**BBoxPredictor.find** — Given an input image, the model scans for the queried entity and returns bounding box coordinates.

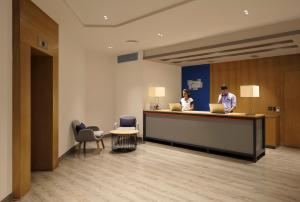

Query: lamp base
[150,102,160,110]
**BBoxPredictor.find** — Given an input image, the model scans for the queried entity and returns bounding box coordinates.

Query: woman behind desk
[180,89,194,111]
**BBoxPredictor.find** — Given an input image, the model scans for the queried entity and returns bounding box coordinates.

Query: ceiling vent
[117,52,138,63]
[125,40,139,43]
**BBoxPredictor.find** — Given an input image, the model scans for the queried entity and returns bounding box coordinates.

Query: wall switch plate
[37,36,48,50]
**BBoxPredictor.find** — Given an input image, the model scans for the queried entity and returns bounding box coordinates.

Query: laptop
[209,104,225,113]
[169,103,182,111]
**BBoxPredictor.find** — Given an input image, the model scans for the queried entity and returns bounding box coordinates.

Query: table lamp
[149,87,165,110]
[240,85,260,115]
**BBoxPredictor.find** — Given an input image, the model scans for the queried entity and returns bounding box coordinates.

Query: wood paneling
[210,54,300,147]
[283,70,300,147]
[265,115,280,148]
[13,0,59,198]
[12,0,21,197]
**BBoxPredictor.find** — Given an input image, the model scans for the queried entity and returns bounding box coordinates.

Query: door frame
[12,0,59,198]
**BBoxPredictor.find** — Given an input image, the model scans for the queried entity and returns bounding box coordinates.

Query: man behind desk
[218,84,237,113]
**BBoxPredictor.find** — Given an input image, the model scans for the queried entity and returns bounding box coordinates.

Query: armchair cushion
[94,130,104,138]
[117,127,136,130]
[120,116,136,127]
[76,122,86,133]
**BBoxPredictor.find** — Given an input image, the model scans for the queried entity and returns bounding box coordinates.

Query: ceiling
[143,19,300,66]
[63,0,191,27]
[32,0,300,59]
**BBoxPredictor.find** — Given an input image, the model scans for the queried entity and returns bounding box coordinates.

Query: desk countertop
[143,109,265,120]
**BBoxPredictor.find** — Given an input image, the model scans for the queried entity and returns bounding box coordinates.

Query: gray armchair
[114,115,141,142]
[72,120,105,153]
[111,116,140,151]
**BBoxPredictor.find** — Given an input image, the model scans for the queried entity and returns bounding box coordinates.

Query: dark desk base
[145,136,265,162]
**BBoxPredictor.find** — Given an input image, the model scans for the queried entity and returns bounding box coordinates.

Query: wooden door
[31,49,54,171]
[283,70,300,147]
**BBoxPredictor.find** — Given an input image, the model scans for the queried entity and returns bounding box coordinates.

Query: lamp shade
[240,85,260,97]
[149,87,165,97]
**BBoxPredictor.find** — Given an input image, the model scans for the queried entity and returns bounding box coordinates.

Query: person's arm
[230,95,237,112]
[190,102,194,110]
[217,94,222,104]
[189,98,194,111]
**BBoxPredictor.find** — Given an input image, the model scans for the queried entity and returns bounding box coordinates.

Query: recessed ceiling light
[107,46,113,49]
[243,9,249,15]
[157,33,164,37]
[104,15,109,20]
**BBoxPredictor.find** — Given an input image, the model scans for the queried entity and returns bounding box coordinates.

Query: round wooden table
[110,129,139,152]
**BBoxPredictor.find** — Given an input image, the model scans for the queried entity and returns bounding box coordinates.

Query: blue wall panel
[182,64,210,111]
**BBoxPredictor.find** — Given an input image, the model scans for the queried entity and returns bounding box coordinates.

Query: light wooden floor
[19,138,300,202]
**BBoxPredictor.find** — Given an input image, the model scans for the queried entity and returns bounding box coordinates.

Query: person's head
[220,84,228,95]
[182,89,190,98]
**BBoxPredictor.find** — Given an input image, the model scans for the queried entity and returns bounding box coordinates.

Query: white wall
[32,0,87,156]
[0,0,12,200]
[85,52,116,133]
[115,57,144,132]
[115,53,181,133]
[142,60,182,109]
[32,0,181,152]
[59,34,87,156]
[86,52,181,136]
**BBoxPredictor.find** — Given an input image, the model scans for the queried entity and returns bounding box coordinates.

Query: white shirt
[180,97,194,111]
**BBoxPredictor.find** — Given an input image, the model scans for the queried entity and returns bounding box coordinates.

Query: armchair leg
[78,142,82,154]
[101,139,105,149]
[83,142,86,152]
[96,141,100,149]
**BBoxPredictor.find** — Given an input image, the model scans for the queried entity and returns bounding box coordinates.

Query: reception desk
[143,110,265,162]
